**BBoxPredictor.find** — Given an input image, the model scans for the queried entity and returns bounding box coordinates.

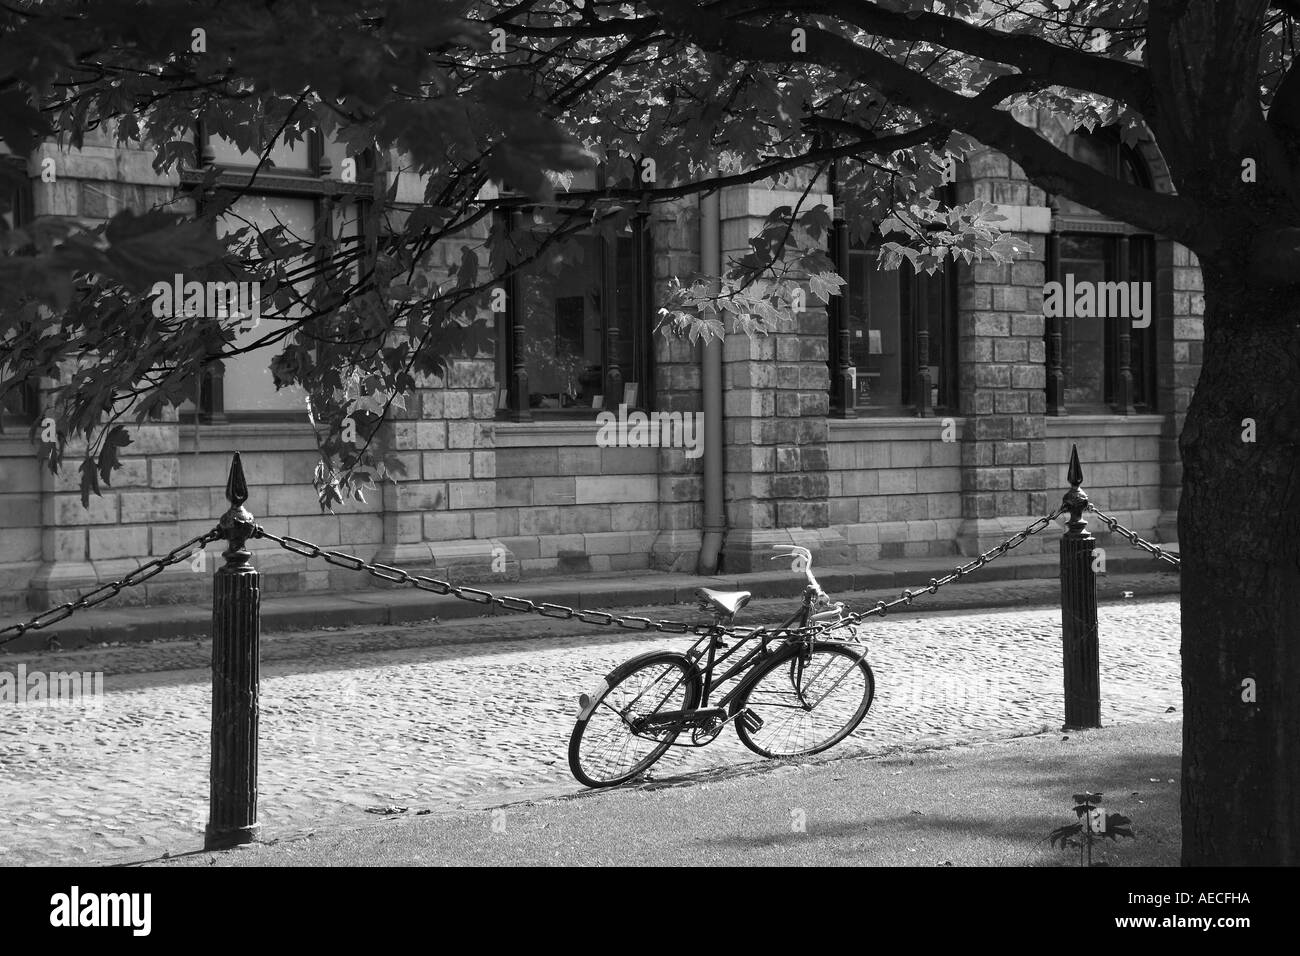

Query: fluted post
[206,453,261,849]
[1059,444,1101,729]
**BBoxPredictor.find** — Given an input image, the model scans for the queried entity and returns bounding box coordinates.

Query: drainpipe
[698,187,726,574]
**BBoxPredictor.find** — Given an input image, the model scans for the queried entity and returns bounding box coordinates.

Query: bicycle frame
[692,596,814,709]
[622,587,823,741]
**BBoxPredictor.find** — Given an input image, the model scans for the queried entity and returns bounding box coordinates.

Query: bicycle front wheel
[732,641,874,758]
[568,651,701,788]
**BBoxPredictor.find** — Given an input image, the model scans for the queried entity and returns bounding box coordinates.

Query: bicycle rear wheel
[568,651,701,788]
[732,641,874,758]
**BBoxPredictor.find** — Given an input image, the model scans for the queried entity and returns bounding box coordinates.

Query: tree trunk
[1179,258,1300,865]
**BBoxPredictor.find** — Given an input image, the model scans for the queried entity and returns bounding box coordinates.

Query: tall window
[828,163,959,417]
[1048,130,1158,413]
[837,245,958,415]
[178,127,374,422]
[494,168,653,420]
[1,156,38,424]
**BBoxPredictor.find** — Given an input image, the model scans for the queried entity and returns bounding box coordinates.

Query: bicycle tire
[731,641,874,758]
[568,651,702,788]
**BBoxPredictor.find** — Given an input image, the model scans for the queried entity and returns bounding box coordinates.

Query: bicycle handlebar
[770,545,826,599]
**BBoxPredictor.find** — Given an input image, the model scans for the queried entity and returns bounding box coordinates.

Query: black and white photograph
[0,0,1288,933]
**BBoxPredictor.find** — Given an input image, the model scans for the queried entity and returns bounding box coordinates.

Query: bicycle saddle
[696,588,752,616]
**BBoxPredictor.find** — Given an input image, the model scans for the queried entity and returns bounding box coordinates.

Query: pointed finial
[1067,443,1083,488]
[225,453,249,508]
[1061,443,1090,535]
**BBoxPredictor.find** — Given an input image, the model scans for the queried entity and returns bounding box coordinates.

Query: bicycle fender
[578,651,700,721]
[577,680,609,720]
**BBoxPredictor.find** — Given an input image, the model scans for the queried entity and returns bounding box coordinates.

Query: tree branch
[647,0,1202,242]
[707,0,1152,108]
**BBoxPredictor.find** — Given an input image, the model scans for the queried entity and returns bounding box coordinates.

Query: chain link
[1085,505,1182,569]
[250,528,719,637]
[252,509,1067,642]
[0,528,223,649]
[800,507,1067,640]
[0,502,1082,650]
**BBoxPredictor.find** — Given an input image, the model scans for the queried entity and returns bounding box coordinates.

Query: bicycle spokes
[736,644,874,758]
[569,655,699,787]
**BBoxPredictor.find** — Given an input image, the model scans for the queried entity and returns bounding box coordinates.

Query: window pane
[214,196,315,414]
[208,132,312,173]
[913,266,949,409]
[847,250,903,410]
[518,234,605,408]
[1057,234,1109,408]
[1056,134,1114,218]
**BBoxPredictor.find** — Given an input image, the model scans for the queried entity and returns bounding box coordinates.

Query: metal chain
[252,527,719,637]
[254,509,1067,641]
[0,503,1151,651]
[801,506,1068,639]
[1085,504,1181,569]
[0,528,224,649]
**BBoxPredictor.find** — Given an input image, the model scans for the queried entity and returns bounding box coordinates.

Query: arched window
[1046,129,1158,414]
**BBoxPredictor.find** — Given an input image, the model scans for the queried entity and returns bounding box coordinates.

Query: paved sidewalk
[157,720,1183,867]
[0,598,1179,865]
[1,543,1181,652]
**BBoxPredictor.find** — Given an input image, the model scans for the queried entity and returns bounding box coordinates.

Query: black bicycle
[568,546,875,788]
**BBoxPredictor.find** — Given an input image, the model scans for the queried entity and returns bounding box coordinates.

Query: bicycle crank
[635,705,727,731]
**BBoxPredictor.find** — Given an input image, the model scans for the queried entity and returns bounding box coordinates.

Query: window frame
[1,155,40,428]
[177,125,375,424]
[1047,130,1159,415]
[493,174,655,422]
[827,173,960,420]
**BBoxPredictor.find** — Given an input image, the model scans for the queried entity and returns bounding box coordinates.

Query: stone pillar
[953,144,1053,555]
[650,196,705,571]
[716,182,845,572]
[24,127,186,609]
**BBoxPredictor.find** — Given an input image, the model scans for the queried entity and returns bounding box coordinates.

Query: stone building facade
[0,109,1202,614]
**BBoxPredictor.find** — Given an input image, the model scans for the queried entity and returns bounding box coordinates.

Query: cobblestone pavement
[0,598,1180,866]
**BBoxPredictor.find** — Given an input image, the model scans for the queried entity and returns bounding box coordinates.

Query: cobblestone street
[0,599,1181,865]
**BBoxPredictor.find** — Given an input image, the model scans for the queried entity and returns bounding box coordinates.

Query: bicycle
[568,546,875,788]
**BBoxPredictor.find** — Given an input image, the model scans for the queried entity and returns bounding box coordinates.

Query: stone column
[716,182,845,572]
[951,143,1054,554]
[650,196,705,571]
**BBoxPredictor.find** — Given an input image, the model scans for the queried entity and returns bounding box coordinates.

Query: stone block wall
[1046,418,1164,549]
[827,420,963,560]
[494,432,659,575]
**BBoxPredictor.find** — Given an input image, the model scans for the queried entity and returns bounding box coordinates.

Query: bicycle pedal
[739,709,764,733]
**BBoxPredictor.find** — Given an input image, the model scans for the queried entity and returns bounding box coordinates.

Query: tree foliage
[0,0,1057,507]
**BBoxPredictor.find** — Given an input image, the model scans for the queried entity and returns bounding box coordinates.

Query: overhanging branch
[647,0,1202,243]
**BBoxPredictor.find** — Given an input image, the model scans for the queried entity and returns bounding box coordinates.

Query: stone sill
[1045,414,1165,437]
[179,421,319,452]
[495,421,602,448]
[828,417,966,443]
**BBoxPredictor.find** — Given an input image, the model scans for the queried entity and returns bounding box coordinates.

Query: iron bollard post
[206,453,262,849]
[1059,444,1101,729]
